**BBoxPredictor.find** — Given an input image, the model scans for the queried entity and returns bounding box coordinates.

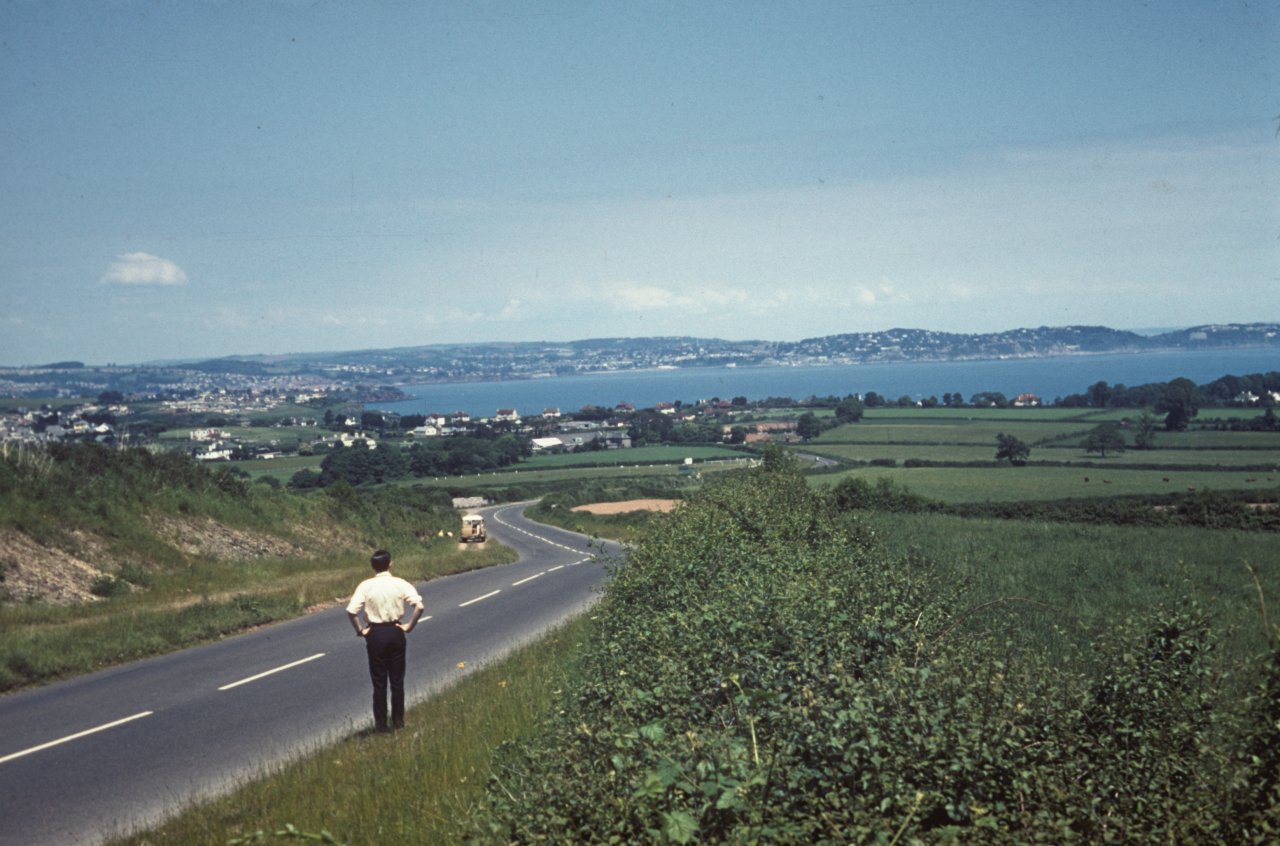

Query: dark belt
[368,621,401,627]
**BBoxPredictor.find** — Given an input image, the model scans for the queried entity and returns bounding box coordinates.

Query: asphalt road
[0,502,620,846]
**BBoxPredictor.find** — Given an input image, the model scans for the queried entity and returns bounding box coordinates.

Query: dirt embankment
[571,499,679,515]
[0,517,321,606]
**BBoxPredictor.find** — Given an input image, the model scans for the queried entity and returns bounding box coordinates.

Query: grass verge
[108,614,593,846]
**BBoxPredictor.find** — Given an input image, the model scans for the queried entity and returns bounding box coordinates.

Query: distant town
[3,322,1277,400]
[2,322,1276,465]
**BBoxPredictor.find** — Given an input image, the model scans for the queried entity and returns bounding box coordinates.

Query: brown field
[571,499,679,515]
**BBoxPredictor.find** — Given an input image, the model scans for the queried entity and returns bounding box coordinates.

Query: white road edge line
[218,653,326,691]
[459,589,501,607]
[548,565,565,572]
[512,572,544,586]
[0,710,154,765]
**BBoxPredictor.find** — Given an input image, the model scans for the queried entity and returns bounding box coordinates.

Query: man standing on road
[346,549,424,732]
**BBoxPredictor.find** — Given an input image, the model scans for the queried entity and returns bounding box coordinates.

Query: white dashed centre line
[512,572,544,586]
[219,653,327,691]
[0,711,154,765]
[459,589,500,607]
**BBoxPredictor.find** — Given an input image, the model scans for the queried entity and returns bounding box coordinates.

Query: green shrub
[476,454,1276,844]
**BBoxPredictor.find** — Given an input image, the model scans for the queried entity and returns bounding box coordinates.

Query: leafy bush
[477,454,1277,843]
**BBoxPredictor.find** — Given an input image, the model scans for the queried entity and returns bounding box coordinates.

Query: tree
[1133,410,1159,450]
[1082,422,1126,458]
[995,432,1030,465]
[1087,380,1114,408]
[834,395,864,424]
[795,412,822,440]
[1156,377,1203,431]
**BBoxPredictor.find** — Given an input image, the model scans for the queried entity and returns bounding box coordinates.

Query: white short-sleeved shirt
[346,571,424,624]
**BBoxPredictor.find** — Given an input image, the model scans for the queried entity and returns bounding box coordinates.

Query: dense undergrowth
[476,452,1280,844]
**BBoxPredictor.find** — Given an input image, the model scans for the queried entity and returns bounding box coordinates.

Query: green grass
[520,444,745,469]
[405,457,754,490]
[813,464,1279,502]
[232,454,325,482]
[806,442,1280,468]
[108,615,592,846]
[865,510,1278,661]
[819,418,1108,446]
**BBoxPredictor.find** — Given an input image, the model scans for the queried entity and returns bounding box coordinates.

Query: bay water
[373,348,1278,418]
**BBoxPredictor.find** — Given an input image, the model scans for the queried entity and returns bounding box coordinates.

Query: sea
[372,348,1279,418]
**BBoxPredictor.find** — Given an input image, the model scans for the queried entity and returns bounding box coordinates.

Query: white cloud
[100,252,188,286]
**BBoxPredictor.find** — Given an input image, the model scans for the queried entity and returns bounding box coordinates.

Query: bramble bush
[476,448,1278,844]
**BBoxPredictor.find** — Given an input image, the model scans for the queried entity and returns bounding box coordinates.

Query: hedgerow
[476,449,1278,844]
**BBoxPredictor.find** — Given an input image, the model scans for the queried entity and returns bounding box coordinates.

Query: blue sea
[373,348,1279,418]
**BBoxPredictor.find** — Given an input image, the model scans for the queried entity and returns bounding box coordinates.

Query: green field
[809,441,1279,468]
[520,444,746,469]
[815,464,1276,502]
[403,456,754,490]
[801,406,1280,503]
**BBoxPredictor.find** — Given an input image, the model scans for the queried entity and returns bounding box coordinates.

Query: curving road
[0,502,619,846]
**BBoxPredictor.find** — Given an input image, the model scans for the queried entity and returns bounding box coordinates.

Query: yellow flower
[456,661,466,669]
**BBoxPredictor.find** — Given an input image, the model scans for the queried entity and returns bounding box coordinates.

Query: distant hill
[1,323,1275,399]
[207,322,1276,377]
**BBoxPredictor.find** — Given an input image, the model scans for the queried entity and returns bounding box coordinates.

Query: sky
[1,0,1276,365]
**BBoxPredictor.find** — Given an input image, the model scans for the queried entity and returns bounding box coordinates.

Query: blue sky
[2,0,1276,365]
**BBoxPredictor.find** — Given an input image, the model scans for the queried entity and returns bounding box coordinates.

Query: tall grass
[107,615,592,846]
[864,511,1278,663]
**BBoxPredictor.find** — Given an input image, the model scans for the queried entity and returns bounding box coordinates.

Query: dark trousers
[364,624,407,729]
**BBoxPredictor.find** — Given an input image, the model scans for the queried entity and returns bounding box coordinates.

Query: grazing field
[808,441,1280,469]
[814,464,1276,502]
[231,453,324,483]
[802,406,1279,503]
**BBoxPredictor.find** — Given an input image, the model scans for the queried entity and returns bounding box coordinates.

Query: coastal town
[2,322,1277,469]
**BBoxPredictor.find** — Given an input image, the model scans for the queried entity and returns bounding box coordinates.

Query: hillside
[0,442,508,692]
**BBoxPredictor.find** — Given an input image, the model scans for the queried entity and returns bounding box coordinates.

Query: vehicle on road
[460,513,486,543]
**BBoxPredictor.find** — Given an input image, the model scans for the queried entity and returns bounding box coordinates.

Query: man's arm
[347,611,368,637]
[399,600,424,634]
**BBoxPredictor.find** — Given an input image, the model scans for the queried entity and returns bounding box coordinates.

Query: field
[805,406,1280,503]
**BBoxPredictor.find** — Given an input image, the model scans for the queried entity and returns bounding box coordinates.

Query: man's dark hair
[370,549,392,571]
